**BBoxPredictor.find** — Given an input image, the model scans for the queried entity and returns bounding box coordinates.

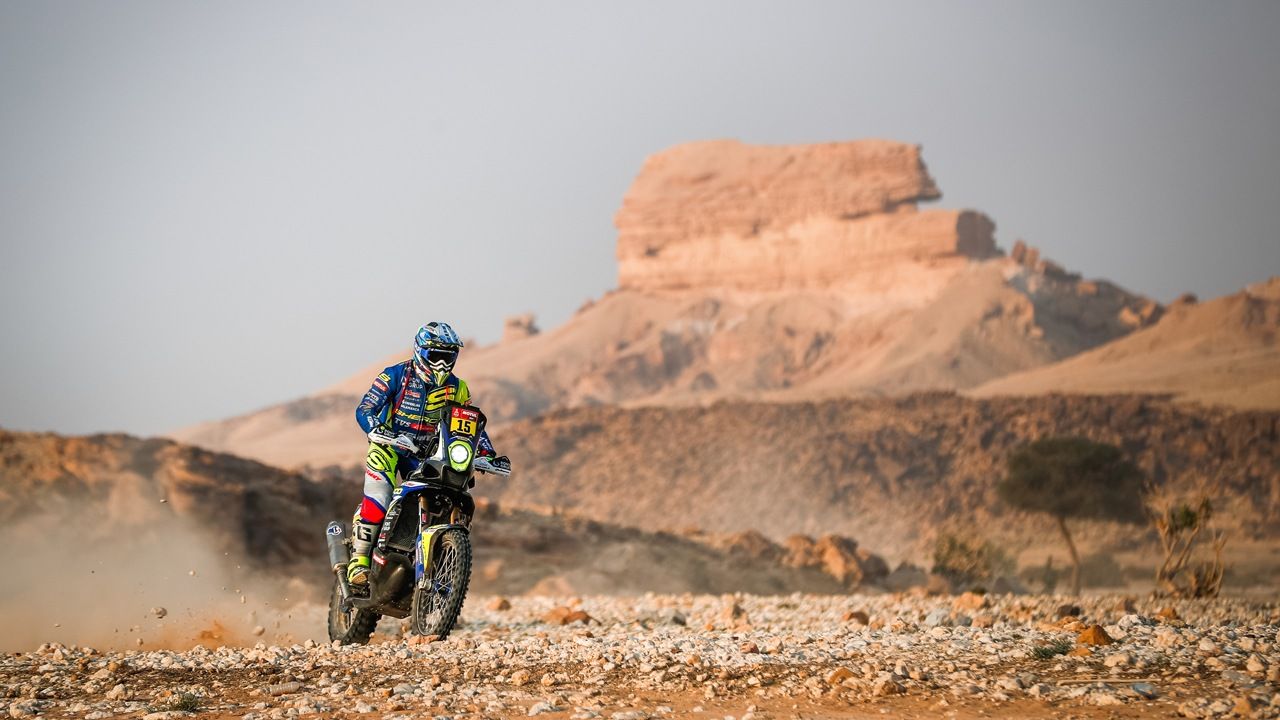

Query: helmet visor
[416,346,458,372]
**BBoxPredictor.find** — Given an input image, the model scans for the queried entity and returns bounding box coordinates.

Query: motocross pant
[351,442,400,559]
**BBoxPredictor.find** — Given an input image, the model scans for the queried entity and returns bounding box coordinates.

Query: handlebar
[368,427,511,476]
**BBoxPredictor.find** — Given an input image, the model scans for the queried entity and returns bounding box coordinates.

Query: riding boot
[348,517,379,585]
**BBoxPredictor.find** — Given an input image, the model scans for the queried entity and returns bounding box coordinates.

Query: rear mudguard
[414,523,469,583]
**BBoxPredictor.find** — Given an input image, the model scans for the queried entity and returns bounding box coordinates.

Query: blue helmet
[413,322,464,385]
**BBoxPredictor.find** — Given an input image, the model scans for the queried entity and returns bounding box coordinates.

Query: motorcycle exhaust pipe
[326,521,350,569]
[325,521,353,603]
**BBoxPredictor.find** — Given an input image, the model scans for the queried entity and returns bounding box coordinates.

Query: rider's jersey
[355,360,496,456]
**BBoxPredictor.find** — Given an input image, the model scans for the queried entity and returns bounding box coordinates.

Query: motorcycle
[324,401,510,644]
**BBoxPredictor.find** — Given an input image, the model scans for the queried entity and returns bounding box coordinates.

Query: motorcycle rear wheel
[327,575,379,645]
[410,528,472,639]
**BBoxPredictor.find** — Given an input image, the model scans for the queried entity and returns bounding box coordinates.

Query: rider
[347,321,509,585]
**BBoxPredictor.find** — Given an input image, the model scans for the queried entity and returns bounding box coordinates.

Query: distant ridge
[971,277,1280,409]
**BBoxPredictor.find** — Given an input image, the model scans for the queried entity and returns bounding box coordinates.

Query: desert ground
[5,594,1278,720]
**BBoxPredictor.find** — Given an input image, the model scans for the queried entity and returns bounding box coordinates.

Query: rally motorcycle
[325,401,510,644]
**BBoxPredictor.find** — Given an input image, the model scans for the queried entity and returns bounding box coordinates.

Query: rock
[1077,625,1114,646]
[503,314,540,343]
[104,684,126,700]
[873,679,904,696]
[824,668,855,685]
[268,682,302,696]
[1104,651,1132,668]
[1155,606,1181,622]
[252,625,265,637]
[739,642,759,654]
[407,634,440,646]
[719,601,749,627]
[923,608,951,627]
[544,607,593,625]
[1198,638,1222,656]
[1056,604,1083,619]
[842,610,870,625]
[527,701,559,716]
[1155,627,1182,648]
[7,702,38,718]
[510,670,531,687]
[150,607,167,619]
[1011,240,1028,264]
[781,534,889,586]
[954,592,987,611]
[1231,695,1256,716]
[1130,682,1159,700]
[487,597,513,612]
[1245,655,1266,674]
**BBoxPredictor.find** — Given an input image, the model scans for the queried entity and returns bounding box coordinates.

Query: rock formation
[501,313,540,343]
[615,140,997,292]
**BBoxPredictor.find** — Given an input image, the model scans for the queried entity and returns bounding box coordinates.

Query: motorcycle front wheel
[410,528,472,639]
[327,575,379,645]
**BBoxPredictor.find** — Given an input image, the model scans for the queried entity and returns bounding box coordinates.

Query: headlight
[448,442,472,469]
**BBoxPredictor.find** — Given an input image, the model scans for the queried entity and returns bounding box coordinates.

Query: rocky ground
[4,593,1278,720]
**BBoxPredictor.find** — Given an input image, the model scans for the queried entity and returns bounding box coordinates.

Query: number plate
[449,406,479,436]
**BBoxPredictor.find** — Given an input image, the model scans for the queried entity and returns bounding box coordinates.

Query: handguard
[474,456,512,477]
[369,429,419,455]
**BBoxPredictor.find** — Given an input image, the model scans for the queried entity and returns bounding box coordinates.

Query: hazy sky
[1,1,1278,436]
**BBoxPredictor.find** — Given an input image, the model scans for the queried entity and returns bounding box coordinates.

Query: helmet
[412,322,464,385]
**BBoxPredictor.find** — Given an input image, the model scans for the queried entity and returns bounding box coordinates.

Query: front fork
[414,497,471,587]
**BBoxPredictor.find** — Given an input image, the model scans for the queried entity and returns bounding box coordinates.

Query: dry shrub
[931,533,1013,590]
[1147,483,1228,598]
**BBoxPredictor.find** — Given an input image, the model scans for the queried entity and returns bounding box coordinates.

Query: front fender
[414,523,469,582]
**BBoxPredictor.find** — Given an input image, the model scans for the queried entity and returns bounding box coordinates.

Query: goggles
[416,345,458,371]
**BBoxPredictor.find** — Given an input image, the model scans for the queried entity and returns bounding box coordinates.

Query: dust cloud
[0,512,326,652]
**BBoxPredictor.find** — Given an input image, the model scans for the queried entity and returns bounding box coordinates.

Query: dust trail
[0,512,325,652]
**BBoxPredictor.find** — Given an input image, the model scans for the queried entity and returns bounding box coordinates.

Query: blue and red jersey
[355,359,496,457]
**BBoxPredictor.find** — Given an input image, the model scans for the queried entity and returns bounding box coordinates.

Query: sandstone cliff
[614,140,997,292]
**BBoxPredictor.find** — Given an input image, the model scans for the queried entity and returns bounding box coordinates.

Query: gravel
[2,593,1277,719]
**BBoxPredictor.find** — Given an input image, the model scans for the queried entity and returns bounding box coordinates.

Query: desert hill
[0,429,886,598]
[173,139,1158,468]
[971,277,1280,409]
[470,393,1279,564]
